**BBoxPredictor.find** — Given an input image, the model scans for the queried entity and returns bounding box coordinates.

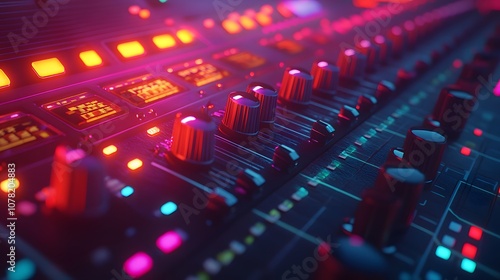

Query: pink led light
[374,35,385,44]
[360,40,371,48]
[232,95,243,100]
[392,26,403,36]
[253,86,264,91]
[404,20,415,31]
[494,79,500,96]
[317,61,328,67]
[344,49,356,56]
[289,69,301,75]
[181,116,196,124]
[156,231,183,253]
[123,252,153,278]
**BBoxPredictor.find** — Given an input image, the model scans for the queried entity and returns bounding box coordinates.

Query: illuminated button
[1,178,20,193]
[156,231,183,254]
[291,187,308,201]
[461,258,476,273]
[239,15,257,30]
[116,41,145,59]
[442,235,456,247]
[449,221,462,233]
[139,9,151,19]
[249,222,266,236]
[435,246,451,260]
[31,58,65,78]
[6,259,36,280]
[203,258,221,275]
[128,5,140,15]
[120,186,134,197]
[462,243,477,259]
[203,18,215,29]
[425,270,442,280]
[216,250,235,265]
[127,158,143,170]
[277,3,293,18]
[222,19,242,34]
[123,252,153,278]
[0,69,11,89]
[468,226,483,240]
[79,50,103,67]
[255,12,272,26]
[160,201,177,215]
[147,126,160,136]
[460,147,471,156]
[229,241,246,255]
[473,128,483,137]
[176,29,195,44]
[152,34,176,49]
[102,145,117,156]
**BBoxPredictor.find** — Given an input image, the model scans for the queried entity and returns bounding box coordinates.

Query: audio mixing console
[1,0,500,279]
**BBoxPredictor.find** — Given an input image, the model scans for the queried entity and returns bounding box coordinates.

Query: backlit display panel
[175,63,230,87]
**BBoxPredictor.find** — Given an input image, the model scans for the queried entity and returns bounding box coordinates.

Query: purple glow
[282,0,321,18]
[344,49,356,56]
[123,252,153,278]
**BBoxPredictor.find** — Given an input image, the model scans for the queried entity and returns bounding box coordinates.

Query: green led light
[217,250,235,265]
[244,235,255,245]
[461,258,476,273]
[435,246,451,260]
[160,202,177,215]
[120,186,134,197]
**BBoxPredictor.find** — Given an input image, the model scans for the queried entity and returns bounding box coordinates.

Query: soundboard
[1,0,500,279]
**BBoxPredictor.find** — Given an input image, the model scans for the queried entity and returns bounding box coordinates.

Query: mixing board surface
[1,0,500,279]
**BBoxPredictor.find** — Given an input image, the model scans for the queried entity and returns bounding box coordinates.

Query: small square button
[442,235,456,247]
[449,221,462,233]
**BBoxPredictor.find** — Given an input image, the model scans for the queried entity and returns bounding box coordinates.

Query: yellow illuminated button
[222,19,242,34]
[239,15,257,30]
[127,158,143,170]
[0,69,11,89]
[176,29,195,44]
[152,34,176,49]
[147,126,160,136]
[31,58,65,78]
[255,12,272,26]
[102,145,118,156]
[1,178,20,193]
[117,41,146,59]
[79,50,103,67]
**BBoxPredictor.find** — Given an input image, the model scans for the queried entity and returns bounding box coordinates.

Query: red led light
[453,59,463,68]
[469,226,483,240]
[462,243,477,259]
[473,128,483,137]
[460,147,471,156]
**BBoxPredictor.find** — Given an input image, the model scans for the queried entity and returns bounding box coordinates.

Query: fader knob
[278,67,313,105]
[311,61,339,95]
[46,146,108,217]
[338,105,359,126]
[356,95,377,114]
[247,82,278,125]
[272,145,299,172]
[337,49,367,83]
[310,120,335,145]
[402,127,446,182]
[170,112,216,165]
[220,91,261,137]
[431,86,476,140]
[374,80,395,102]
[374,166,425,230]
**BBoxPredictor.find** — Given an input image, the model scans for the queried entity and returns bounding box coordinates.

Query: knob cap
[235,168,265,195]
[170,112,216,165]
[374,166,425,230]
[372,35,392,64]
[356,94,377,114]
[337,49,367,83]
[402,127,446,182]
[220,91,260,137]
[431,86,476,140]
[47,146,108,217]
[272,144,299,172]
[374,80,395,102]
[352,188,401,248]
[247,82,278,125]
[278,67,313,105]
[338,105,359,126]
[403,20,418,48]
[311,61,339,95]
[387,26,405,58]
[356,40,379,71]
[310,120,335,145]
[395,68,416,89]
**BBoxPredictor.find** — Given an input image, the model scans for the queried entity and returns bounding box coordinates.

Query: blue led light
[461,258,476,273]
[7,259,36,280]
[121,186,134,197]
[161,202,178,215]
[435,246,451,260]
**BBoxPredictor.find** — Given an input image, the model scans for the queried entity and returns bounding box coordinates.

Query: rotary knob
[311,61,339,95]
[387,26,405,58]
[170,112,216,165]
[337,49,367,83]
[402,127,446,182]
[47,146,108,217]
[220,91,261,138]
[356,94,377,114]
[309,120,335,145]
[356,40,379,71]
[247,82,278,125]
[374,165,425,231]
[278,67,313,105]
[431,85,476,140]
[372,35,392,64]
[374,80,395,102]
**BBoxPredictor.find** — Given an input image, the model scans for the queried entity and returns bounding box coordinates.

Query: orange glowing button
[79,50,103,67]
[147,126,160,136]
[117,41,146,58]
[176,29,195,44]
[222,19,242,34]
[102,145,118,156]
[239,15,257,30]
[1,178,20,193]
[153,34,176,49]
[255,12,272,26]
[0,69,10,89]
[127,158,143,170]
[203,18,215,29]
[139,9,151,19]
[31,58,65,78]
